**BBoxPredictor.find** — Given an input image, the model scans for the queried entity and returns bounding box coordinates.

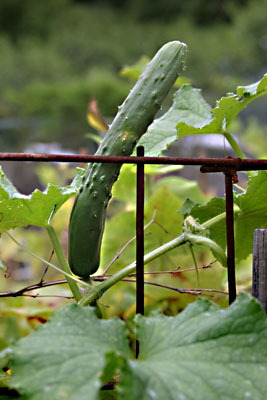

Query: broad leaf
[10,294,267,400]
[119,292,267,400]
[11,305,131,400]
[138,74,267,156]
[0,167,84,232]
[177,74,267,138]
[138,85,210,156]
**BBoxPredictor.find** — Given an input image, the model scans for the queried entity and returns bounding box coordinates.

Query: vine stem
[223,132,254,178]
[188,243,199,287]
[46,225,81,301]
[202,204,240,230]
[78,232,226,306]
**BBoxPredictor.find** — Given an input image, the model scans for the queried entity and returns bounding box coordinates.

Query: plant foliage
[10,293,267,400]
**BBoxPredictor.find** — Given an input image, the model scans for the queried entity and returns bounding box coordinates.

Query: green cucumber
[68,41,187,278]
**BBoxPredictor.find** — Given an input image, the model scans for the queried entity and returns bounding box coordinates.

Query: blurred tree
[0,0,70,40]
[72,0,250,24]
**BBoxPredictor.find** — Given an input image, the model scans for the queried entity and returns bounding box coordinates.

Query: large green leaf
[138,74,267,156]
[119,292,267,400]
[10,294,267,400]
[11,305,131,400]
[177,74,267,137]
[138,85,210,156]
[0,167,84,232]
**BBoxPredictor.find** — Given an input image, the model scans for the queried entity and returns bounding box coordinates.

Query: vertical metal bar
[136,146,145,315]
[225,173,237,304]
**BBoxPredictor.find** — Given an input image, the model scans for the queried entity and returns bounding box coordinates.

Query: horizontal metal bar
[0,152,267,170]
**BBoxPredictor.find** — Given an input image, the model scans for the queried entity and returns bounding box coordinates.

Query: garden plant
[0,40,267,399]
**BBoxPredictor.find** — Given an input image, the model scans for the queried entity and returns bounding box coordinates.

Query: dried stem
[0,261,225,299]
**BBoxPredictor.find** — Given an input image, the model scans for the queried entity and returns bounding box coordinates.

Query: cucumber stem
[78,199,241,306]
[223,132,254,178]
[202,204,240,230]
[78,232,226,306]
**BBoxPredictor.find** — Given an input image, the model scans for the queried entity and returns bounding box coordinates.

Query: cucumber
[68,41,187,278]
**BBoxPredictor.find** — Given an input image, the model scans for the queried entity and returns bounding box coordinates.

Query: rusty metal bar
[225,173,237,304]
[136,146,145,316]
[1,150,267,308]
[0,152,267,170]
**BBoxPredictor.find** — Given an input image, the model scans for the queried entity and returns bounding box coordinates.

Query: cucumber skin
[68,41,187,278]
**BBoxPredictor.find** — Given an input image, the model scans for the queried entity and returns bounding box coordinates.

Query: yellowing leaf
[87,99,108,132]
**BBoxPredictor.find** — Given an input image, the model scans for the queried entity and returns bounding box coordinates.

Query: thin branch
[21,294,74,299]
[0,262,227,299]
[101,261,216,278]
[39,250,54,283]
[102,210,157,274]
[93,276,228,296]
[0,279,67,298]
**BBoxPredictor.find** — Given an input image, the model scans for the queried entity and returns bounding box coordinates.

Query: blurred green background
[0,0,266,353]
[0,0,266,153]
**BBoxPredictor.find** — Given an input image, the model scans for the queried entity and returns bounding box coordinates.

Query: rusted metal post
[224,173,237,304]
[136,146,145,316]
[252,229,267,313]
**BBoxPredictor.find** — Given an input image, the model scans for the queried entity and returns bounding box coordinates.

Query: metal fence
[1,148,267,313]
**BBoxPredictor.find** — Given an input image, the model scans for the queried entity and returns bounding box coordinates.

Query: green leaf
[179,198,196,216]
[153,176,206,203]
[11,305,130,400]
[138,84,210,156]
[177,74,267,138]
[10,294,267,400]
[0,167,84,232]
[137,75,267,157]
[234,171,267,262]
[144,186,183,255]
[119,292,267,400]
[190,172,267,263]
